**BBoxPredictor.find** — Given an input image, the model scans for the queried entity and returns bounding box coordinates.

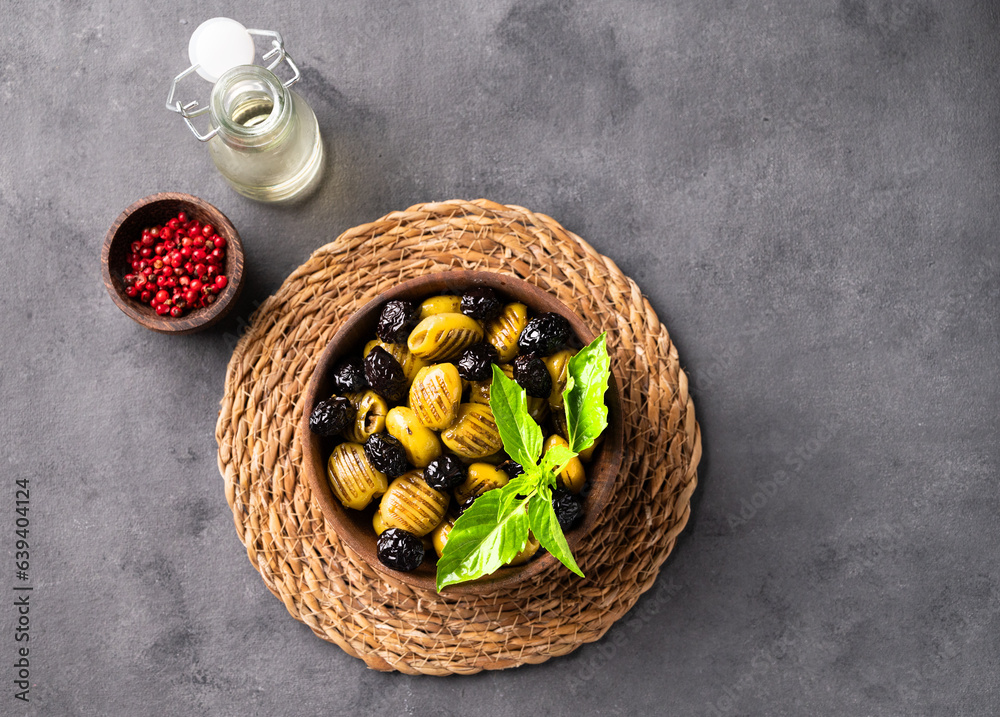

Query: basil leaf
[435,487,531,591]
[562,332,611,454]
[539,443,577,479]
[527,489,584,578]
[498,474,540,514]
[489,364,543,469]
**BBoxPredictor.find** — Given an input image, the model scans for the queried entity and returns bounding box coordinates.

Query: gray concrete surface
[2,0,998,714]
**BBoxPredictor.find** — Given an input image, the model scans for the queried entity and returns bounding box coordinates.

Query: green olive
[454,462,509,504]
[506,534,540,566]
[342,390,388,443]
[327,442,388,510]
[543,349,574,407]
[527,395,549,424]
[409,363,463,430]
[407,312,484,361]
[440,403,503,459]
[373,509,388,535]
[466,378,491,405]
[485,302,528,362]
[431,514,456,558]
[544,434,586,493]
[550,409,569,441]
[578,433,603,462]
[378,470,450,537]
[385,406,443,468]
[418,295,462,320]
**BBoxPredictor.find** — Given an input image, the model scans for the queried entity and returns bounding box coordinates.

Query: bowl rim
[101,192,245,335]
[299,270,625,595]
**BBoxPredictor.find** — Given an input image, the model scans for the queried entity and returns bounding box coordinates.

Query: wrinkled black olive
[461,287,503,321]
[456,343,499,381]
[308,396,356,437]
[423,454,467,491]
[364,346,408,403]
[517,312,571,356]
[364,433,409,477]
[498,459,525,479]
[377,528,425,571]
[376,300,419,344]
[331,356,368,394]
[552,489,583,531]
[512,354,552,399]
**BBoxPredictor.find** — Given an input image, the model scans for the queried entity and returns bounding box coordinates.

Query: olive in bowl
[300,271,624,594]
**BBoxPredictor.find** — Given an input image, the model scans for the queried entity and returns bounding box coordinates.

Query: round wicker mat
[215,199,700,675]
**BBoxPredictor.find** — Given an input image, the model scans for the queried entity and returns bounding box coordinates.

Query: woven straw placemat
[215,199,700,675]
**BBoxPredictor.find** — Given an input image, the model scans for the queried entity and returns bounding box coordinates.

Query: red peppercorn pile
[121,211,229,318]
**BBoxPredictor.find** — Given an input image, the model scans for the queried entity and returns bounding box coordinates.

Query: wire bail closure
[166,28,302,142]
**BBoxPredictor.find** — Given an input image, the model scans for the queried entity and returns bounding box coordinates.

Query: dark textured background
[2,0,998,714]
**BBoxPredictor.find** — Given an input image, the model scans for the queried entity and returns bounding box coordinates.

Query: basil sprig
[436,333,610,591]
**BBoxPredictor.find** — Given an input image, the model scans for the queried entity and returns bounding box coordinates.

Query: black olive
[499,459,525,479]
[517,312,571,356]
[331,356,367,394]
[424,454,467,491]
[308,396,356,437]
[456,343,499,381]
[552,489,583,531]
[456,497,477,516]
[461,286,503,321]
[376,528,425,571]
[364,346,408,403]
[364,433,409,477]
[512,354,552,399]
[376,300,419,344]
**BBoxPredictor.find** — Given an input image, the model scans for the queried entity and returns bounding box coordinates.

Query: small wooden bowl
[101,192,245,334]
[300,271,625,595]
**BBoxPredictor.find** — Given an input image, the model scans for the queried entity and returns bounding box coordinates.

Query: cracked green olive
[485,302,528,362]
[440,403,503,459]
[342,390,389,444]
[327,442,388,510]
[378,470,450,537]
[407,312,484,361]
[409,363,463,431]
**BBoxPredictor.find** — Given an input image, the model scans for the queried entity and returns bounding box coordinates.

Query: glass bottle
[166,21,324,203]
[207,64,324,203]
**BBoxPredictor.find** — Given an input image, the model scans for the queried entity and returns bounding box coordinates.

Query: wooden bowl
[101,192,245,334]
[300,271,625,595]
